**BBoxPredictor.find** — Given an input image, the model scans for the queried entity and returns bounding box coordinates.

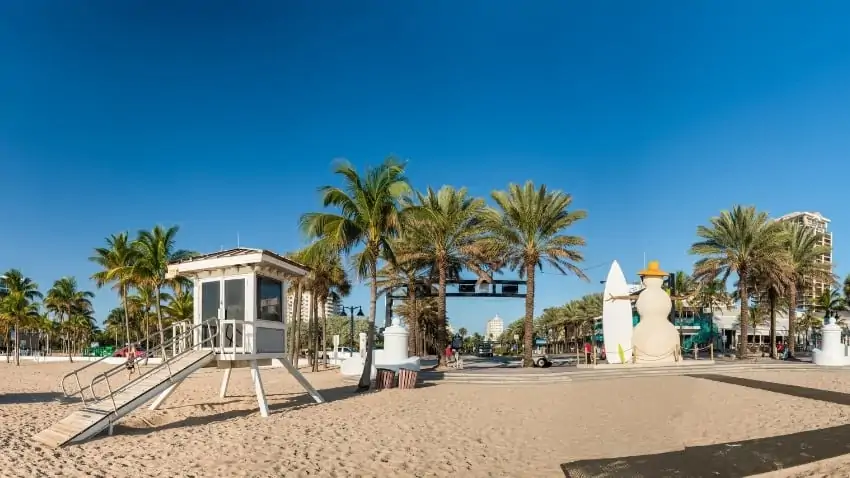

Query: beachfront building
[285,290,343,322]
[776,211,833,309]
[485,314,504,342]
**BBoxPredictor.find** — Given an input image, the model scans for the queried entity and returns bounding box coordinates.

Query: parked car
[532,354,552,368]
[476,342,493,357]
[113,346,149,359]
[319,347,355,359]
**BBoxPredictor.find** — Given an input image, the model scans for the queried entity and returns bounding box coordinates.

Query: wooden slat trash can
[398,368,418,390]
[375,368,396,390]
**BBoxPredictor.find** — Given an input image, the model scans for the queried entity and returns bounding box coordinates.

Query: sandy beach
[3,362,850,477]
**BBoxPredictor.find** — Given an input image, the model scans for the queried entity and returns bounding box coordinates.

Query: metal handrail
[87,319,219,404]
[60,320,186,404]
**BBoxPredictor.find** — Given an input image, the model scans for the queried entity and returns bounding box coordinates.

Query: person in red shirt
[584,342,592,364]
[445,345,453,367]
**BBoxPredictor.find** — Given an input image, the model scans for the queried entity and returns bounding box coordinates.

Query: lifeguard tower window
[224,278,245,348]
[201,282,220,321]
[224,279,246,321]
[257,276,283,322]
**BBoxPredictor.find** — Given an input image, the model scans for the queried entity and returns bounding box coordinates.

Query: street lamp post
[341,305,364,349]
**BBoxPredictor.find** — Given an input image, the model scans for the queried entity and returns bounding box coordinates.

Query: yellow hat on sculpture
[638,260,668,278]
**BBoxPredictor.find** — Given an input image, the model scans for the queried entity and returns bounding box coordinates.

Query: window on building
[257,276,283,322]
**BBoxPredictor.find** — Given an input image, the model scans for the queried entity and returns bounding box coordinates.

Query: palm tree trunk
[13,320,20,366]
[787,282,797,358]
[311,293,319,372]
[292,285,302,366]
[437,256,448,367]
[738,269,749,358]
[155,284,166,356]
[769,294,777,359]
[523,262,536,367]
[407,282,417,356]
[357,255,379,391]
[121,284,131,347]
[322,300,328,368]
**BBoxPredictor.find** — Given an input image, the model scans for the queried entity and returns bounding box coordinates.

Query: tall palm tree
[785,222,834,357]
[815,289,845,319]
[44,276,93,362]
[403,186,491,366]
[292,242,352,371]
[376,238,430,354]
[0,270,43,365]
[133,225,194,350]
[300,158,411,390]
[90,232,138,347]
[690,206,788,358]
[481,182,588,367]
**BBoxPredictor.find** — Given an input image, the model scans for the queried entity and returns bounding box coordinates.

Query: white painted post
[149,381,182,410]
[250,360,269,418]
[220,363,232,399]
[332,334,340,365]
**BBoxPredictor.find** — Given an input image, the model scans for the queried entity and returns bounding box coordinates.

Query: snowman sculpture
[631,261,680,364]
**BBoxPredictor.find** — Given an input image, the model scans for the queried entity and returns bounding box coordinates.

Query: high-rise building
[485,314,504,341]
[285,290,343,322]
[776,211,833,309]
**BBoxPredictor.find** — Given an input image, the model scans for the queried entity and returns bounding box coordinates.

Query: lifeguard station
[34,248,324,448]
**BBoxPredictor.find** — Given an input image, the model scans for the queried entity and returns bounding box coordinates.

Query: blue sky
[2,1,849,335]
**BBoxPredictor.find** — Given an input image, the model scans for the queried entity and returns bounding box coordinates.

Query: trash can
[398,368,418,390]
[375,368,396,390]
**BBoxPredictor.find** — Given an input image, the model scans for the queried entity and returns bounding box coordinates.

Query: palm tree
[690,206,788,358]
[300,158,411,390]
[376,238,430,355]
[402,186,491,366]
[104,307,126,346]
[133,225,194,351]
[90,232,138,347]
[785,222,834,357]
[0,270,43,365]
[671,271,698,343]
[481,182,588,367]
[815,289,845,320]
[44,277,93,362]
[293,242,352,371]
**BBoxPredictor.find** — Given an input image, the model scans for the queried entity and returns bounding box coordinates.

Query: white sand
[3,361,850,477]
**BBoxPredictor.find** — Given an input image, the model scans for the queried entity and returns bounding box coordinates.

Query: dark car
[476,342,493,357]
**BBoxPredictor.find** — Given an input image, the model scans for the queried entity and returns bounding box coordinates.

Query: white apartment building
[485,314,504,342]
[776,211,833,309]
[285,290,342,322]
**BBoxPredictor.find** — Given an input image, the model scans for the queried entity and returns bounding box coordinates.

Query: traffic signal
[502,284,519,295]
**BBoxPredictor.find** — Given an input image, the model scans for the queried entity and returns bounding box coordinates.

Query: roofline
[775,211,831,223]
[167,248,309,278]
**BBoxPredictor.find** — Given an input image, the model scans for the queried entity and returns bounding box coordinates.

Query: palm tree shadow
[0,392,79,405]
[562,423,850,478]
[562,374,850,477]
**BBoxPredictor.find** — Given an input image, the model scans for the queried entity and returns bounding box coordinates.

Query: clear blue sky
[2,1,849,335]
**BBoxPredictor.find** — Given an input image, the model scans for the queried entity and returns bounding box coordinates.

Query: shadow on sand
[561,374,850,477]
[99,383,434,440]
[0,392,80,405]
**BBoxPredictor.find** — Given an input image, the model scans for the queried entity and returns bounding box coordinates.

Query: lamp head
[356,307,365,317]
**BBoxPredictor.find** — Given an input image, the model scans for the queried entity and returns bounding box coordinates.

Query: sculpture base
[340,350,421,379]
[813,348,850,366]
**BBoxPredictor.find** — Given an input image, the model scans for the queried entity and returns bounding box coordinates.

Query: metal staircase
[34,320,217,448]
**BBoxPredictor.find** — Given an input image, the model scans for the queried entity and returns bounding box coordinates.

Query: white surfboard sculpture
[602,260,633,364]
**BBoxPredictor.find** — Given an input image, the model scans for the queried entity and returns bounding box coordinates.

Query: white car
[320,347,355,359]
